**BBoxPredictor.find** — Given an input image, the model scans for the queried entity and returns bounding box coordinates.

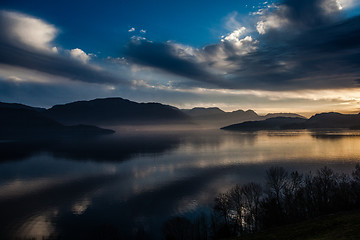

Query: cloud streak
[125,40,221,86]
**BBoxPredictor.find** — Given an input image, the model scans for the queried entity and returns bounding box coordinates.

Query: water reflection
[0,132,181,163]
[0,129,360,239]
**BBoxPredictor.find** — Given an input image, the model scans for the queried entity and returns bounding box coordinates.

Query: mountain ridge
[46,97,190,126]
[0,103,114,139]
[221,112,360,131]
[181,107,305,127]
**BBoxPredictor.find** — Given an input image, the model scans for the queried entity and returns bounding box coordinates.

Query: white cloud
[171,42,200,59]
[256,6,290,34]
[6,76,24,82]
[321,0,358,13]
[337,0,356,9]
[51,46,58,53]
[220,27,258,56]
[128,27,135,32]
[130,35,147,42]
[2,11,58,52]
[166,28,257,74]
[131,79,154,89]
[140,29,146,33]
[221,27,247,42]
[69,48,91,63]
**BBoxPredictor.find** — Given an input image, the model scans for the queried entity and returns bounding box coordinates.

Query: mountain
[260,113,306,120]
[221,117,307,131]
[1,98,306,130]
[182,107,225,117]
[181,107,303,128]
[46,97,190,126]
[0,104,114,139]
[221,112,360,131]
[0,102,46,112]
[306,112,360,128]
[181,107,259,127]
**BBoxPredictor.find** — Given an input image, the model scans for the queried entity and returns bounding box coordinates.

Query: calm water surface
[1,129,360,239]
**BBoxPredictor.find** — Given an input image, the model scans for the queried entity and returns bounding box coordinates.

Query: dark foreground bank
[163,165,360,240]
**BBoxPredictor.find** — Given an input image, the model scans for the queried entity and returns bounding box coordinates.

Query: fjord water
[1,129,360,239]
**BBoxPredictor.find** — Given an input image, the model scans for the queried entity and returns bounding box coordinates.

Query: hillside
[46,97,190,126]
[306,112,360,128]
[222,112,360,131]
[234,210,360,240]
[0,104,114,139]
[181,107,304,128]
[221,117,307,131]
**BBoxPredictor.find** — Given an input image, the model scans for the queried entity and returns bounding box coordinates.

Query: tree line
[163,164,360,240]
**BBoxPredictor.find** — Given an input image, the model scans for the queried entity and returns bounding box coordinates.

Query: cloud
[256,7,290,34]
[0,11,127,85]
[128,27,135,32]
[130,35,147,41]
[221,27,246,41]
[337,0,358,9]
[140,29,146,34]
[123,0,360,91]
[125,40,220,86]
[0,11,58,52]
[256,0,344,35]
[69,48,91,63]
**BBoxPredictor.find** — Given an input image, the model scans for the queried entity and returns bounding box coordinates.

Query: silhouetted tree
[213,193,232,237]
[193,213,209,240]
[162,217,193,240]
[265,166,288,207]
[228,184,244,234]
[241,182,263,232]
[312,166,338,213]
[352,164,360,206]
[165,165,360,240]
[283,171,305,220]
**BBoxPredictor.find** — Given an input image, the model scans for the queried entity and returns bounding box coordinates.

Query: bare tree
[265,166,289,207]
[228,184,244,234]
[241,182,263,232]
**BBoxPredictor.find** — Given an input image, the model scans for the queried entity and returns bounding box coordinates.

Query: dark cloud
[125,41,221,86]
[123,0,360,91]
[0,42,126,84]
[278,0,341,29]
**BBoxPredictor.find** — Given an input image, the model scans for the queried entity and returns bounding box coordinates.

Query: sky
[1,0,360,116]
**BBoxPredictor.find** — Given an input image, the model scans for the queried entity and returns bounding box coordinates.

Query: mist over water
[0,129,360,239]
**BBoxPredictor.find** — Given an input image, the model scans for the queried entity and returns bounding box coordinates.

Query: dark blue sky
[1,0,360,115]
[1,0,267,55]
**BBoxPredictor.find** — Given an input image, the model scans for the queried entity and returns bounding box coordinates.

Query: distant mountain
[182,107,225,117]
[221,112,360,131]
[260,113,306,120]
[1,99,307,130]
[181,107,303,128]
[221,117,307,131]
[306,112,360,128]
[0,104,114,139]
[46,97,190,126]
[181,107,259,127]
[0,102,46,112]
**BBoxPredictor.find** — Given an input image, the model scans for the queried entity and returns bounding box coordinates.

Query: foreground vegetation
[163,164,360,240]
[235,209,360,240]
